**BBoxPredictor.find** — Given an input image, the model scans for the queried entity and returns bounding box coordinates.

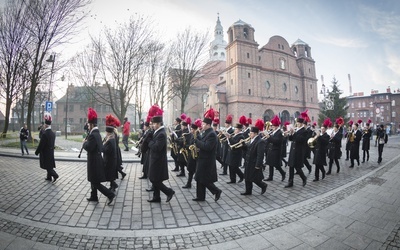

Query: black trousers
[90,182,114,199]
[268,165,285,179]
[378,144,384,162]
[151,181,173,200]
[362,150,369,161]
[328,158,340,172]
[186,171,195,186]
[196,182,220,200]
[229,165,244,182]
[314,164,325,180]
[46,168,59,179]
[245,180,267,194]
[288,166,306,185]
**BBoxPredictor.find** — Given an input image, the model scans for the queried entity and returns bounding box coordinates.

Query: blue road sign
[46,101,53,112]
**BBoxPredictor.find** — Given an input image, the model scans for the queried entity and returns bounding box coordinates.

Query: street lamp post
[65,84,69,139]
[46,54,55,101]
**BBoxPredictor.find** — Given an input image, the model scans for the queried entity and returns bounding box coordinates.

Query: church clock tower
[209,15,227,61]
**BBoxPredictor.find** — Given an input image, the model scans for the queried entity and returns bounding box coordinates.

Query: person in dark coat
[35,113,58,182]
[83,108,115,205]
[103,115,118,192]
[241,119,268,195]
[349,121,362,168]
[147,105,175,203]
[312,119,330,181]
[327,122,343,174]
[139,118,152,179]
[212,118,223,167]
[264,115,286,182]
[285,113,308,188]
[361,120,372,163]
[281,122,289,168]
[219,114,233,175]
[193,108,222,202]
[303,121,313,174]
[171,115,183,171]
[376,124,386,164]
[176,118,190,177]
[19,124,29,155]
[183,119,202,188]
[226,122,245,184]
[345,121,353,160]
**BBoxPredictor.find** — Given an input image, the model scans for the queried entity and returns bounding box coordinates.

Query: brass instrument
[179,133,189,163]
[219,130,234,143]
[348,130,355,143]
[229,137,251,149]
[265,121,271,132]
[188,130,199,159]
[307,137,317,148]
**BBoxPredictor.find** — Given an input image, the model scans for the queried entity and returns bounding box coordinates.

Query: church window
[311,97,313,102]
[248,73,251,78]
[265,81,270,89]
[259,56,261,61]
[229,30,233,42]
[221,52,225,57]
[213,52,218,56]
[243,28,248,39]
[247,53,250,58]
[310,84,312,89]
[248,89,251,95]
[282,45,284,50]
[283,83,287,92]
[278,44,281,49]
[294,86,298,93]
[280,58,285,69]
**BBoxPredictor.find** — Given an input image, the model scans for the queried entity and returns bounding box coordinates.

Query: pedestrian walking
[84,108,115,205]
[35,113,58,182]
[312,119,330,181]
[377,124,386,164]
[122,117,131,151]
[361,119,372,163]
[327,120,343,175]
[349,120,362,168]
[19,124,29,155]
[103,114,118,192]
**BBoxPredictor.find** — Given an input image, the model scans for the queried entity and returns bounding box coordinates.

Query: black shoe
[284,183,293,188]
[192,198,205,201]
[261,184,267,195]
[146,188,154,192]
[26,152,29,155]
[215,190,222,201]
[219,173,227,175]
[326,171,331,175]
[107,193,115,205]
[349,165,354,168]
[138,176,147,179]
[166,191,175,202]
[176,173,185,177]
[362,160,365,163]
[241,192,252,195]
[337,167,340,173]
[124,149,129,151]
[45,178,52,181]
[182,184,191,189]
[282,172,286,182]
[302,178,307,187]
[264,177,273,181]
[357,161,360,166]
[87,197,99,202]
[52,176,59,183]
[345,158,349,161]
[172,168,180,172]
[121,172,127,180]
[313,179,319,182]
[147,198,161,203]
[322,172,326,180]
[238,177,243,183]
[226,181,236,184]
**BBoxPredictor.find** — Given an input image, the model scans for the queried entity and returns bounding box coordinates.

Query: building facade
[208,19,319,124]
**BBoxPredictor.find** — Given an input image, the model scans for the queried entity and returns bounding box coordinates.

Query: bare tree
[20,0,89,139]
[170,27,210,113]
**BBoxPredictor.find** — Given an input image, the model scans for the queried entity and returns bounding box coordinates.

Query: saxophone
[189,131,199,159]
[179,133,189,163]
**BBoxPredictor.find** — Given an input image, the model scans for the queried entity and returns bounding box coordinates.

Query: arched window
[280,58,285,69]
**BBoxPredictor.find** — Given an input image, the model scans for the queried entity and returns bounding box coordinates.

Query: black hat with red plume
[251,119,264,133]
[148,104,163,123]
[212,117,220,127]
[106,114,116,132]
[225,114,233,124]
[87,107,98,125]
[203,108,216,125]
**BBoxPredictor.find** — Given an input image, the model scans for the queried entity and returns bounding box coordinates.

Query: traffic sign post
[46,101,53,112]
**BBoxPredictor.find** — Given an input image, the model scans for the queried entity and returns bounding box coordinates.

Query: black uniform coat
[243,135,265,182]
[362,128,372,151]
[227,132,244,167]
[186,132,197,173]
[194,127,218,183]
[221,126,234,164]
[35,127,56,170]
[304,126,313,158]
[103,135,118,181]
[313,133,330,166]
[328,130,343,159]
[148,127,169,183]
[281,135,288,159]
[83,128,106,183]
[115,132,123,171]
[350,130,362,159]
[265,129,283,167]
[288,127,308,169]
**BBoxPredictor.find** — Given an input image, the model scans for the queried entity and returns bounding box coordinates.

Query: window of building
[351,113,354,118]
[221,52,225,57]
[392,100,396,106]
[351,103,354,108]
[283,83,287,92]
[214,52,218,56]
[369,102,373,107]
[370,111,373,118]
[248,72,251,78]
[310,84,312,89]
[231,79,233,85]
[259,56,261,61]
[294,86,298,93]
[243,28,248,39]
[248,89,251,95]
[278,44,281,49]
[364,111,367,117]
[265,80,270,89]
[362,101,365,108]
[392,111,396,117]
[282,45,284,50]
[279,58,285,69]
[358,102,361,108]
[386,95,389,99]
[247,53,250,59]
[311,97,313,102]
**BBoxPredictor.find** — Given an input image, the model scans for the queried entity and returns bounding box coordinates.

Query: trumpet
[261,129,273,140]
[219,130,234,143]
[229,137,251,149]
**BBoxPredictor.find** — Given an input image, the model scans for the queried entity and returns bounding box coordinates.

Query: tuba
[307,137,317,148]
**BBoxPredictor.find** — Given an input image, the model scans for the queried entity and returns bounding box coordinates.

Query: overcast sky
[1,0,400,114]
[75,0,400,98]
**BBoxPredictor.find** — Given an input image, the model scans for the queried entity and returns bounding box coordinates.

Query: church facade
[207,19,319,125]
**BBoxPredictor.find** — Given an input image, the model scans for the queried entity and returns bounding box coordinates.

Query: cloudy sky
[75,0,399,98]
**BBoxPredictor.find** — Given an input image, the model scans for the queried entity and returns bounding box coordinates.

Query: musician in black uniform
[83,108,115,205]
[327,122,343,174]
[176,118,190,177]
[139,118,152,179]
[281,122,290,167]
[361,120,372,163]
[193,108,222,202]
[312,119,330,181]
[171,116,182,172]
[285,114,308,188]
[183,119,202,188]
[226,122,245,184]
[241,117,251,167]
[241,119,268,195]
[220,114,233,175]
[212,118,223,167]
[35,113,58,182]
[349,121,362,168]
[264,115,286,182]
[147,106,175,203]
[345,120,353,160]
[103,115,118,192]
[303,117,313,174]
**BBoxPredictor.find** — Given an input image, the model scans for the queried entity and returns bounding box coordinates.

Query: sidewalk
[0,137,399,249]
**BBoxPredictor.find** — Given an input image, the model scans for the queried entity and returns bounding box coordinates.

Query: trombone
[229,137,251,149]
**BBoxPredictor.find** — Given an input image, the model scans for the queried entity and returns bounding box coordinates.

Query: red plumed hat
[180,113,187,121]
[44,112,52,125]
[247,118,252,125]
[148,104,160,118]
[335,117,344,126]
[183,116,192,126]
[357,119,362,125]
[313,122,317,127]
[213,117,220,126]
[203,108,216,124]
[88,107,98,124]
[148,104,163,123]
[239,115,247,126]
[105,114,117,132]
[253,119,264,132]
[270,115,281,126]
[114,117,121,127]
[348,120,353,126]
[192,118,203,129]
[225,114,233,124]
[322,118,332,128]
[300,109,310,123]
[367,119,372,124]
[284,121,290,127]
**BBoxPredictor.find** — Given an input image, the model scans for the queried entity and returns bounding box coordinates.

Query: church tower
[209,15,227,61]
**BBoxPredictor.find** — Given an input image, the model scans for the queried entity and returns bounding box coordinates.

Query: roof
[292,38,308,46]
[233,19,252,27]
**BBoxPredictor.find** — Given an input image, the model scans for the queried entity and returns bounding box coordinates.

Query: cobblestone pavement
[0,137,400,249]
